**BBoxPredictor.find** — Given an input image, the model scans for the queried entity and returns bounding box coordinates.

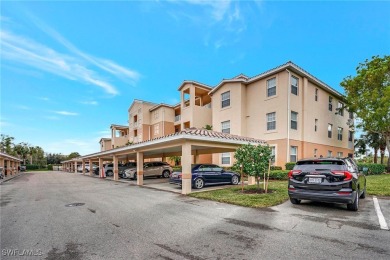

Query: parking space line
[373,196,389,230]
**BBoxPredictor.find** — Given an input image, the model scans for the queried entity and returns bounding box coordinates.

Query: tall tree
[341,55,390,171]
[0,134,15,154]
[67,152,80,160]
[13,142,31,164]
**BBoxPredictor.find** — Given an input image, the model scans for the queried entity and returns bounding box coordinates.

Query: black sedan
[288,157,366,211]
[169,164,240,189]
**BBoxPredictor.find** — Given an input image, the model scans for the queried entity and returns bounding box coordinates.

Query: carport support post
[89,159,93,176]
[181,143,192,195]
[7,160,11,176]
[0,158,4,174]
[82,160,86,175]
[74,161,77,174]
[99,158,103,178]
[136,152,144,186]
[113,155,119,181]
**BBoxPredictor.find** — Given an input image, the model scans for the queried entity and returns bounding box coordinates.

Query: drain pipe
[286,69,291,162]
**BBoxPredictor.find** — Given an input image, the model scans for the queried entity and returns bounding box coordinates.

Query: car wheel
[133,173,137,180]
[290,198,301,204]
[194,178,204,189]
[347,191,359,211]
[162,170,170,178]
[231,175,239,185]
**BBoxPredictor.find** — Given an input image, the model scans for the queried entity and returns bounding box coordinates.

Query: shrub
[270,166,282,170]
[26,164,39,170]
[285,162,296,170]
[267,170,290,180]
[357,163,386,175]
[172,166,182,172]
[47,164,53,170]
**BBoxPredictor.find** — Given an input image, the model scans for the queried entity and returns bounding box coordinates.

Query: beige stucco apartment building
[101,61,354,168]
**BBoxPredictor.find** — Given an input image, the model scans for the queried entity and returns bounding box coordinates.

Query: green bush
[285,162,296,170]
[26,164,39,170]
[172,166,182,172]
[357,163,386,175]
[270,166,282,170]
[267,170,290,180]
[47,164,53,170]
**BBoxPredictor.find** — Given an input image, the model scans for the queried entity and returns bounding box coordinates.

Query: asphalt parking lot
[1,171,389,260]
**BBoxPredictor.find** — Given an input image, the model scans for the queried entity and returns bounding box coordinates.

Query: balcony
[175,115,181,122]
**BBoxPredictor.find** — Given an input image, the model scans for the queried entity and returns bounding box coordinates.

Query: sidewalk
[0,172,26,184]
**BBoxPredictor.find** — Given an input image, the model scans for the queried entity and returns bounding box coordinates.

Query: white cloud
[54,111,79,116]
[44,138,100,155]
[39,97,50,101]
[15,105,31,110]
[1,16,141,96]
[0,120,13,127]
[44,116,60,120]
[81,100,98,105]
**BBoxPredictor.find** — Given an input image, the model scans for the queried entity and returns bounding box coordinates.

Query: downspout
[286,69,291,162]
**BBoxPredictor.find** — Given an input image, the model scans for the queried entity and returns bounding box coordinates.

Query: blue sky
[1,1,389,155]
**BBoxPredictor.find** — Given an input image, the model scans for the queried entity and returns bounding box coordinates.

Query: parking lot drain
[65,203,85,207]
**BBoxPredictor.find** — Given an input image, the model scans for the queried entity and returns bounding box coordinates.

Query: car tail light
[331,171,353,181]
[337,191,351,195]
[178,174,182,179]
[288,170,302,179]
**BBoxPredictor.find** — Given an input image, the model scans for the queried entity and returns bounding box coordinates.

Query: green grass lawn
[366,174,390,196]
[188,181,289,208]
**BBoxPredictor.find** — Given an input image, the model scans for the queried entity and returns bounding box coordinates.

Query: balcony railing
[175,115,181,122]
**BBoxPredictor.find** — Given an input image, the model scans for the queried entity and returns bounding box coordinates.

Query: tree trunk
[374,148,378,163]
[380,150,385,165]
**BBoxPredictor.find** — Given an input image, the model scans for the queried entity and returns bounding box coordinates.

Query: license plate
[308,178,322,184]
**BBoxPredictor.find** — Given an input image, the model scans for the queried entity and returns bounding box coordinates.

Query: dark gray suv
[288,157,366,211]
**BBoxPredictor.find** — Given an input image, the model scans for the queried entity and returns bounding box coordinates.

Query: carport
[0,152,23,176]
[68,128,266,194]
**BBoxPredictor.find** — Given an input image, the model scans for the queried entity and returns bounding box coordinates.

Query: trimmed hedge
[26,165,40,170]
[285,163,296,170]
[47,164,53,170]
[268,170,290,180]
[270,166,282,170]
[357,163,386,175]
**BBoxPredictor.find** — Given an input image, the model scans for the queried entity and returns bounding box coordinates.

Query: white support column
[7,160,11,176]
[74,161,77,174]
[89,159,93,176]
[99,158,104,178]
[181,142,192,194]
[82,160,86,175]
[113,155,119,181]
[136,152,144,186]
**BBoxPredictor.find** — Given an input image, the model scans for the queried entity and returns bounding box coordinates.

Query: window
[328,124,333,138]
[348,131,353,142]
[337,127,343,141]
[267,112,276,131]
[134,129,138,137]
[267,77,276,97]
[337,152,343,158]
[270,146,276,164]
[221,120,230,134]
[328,150,333,157]
[329,96,333,111]
[290,146,298,162]
[291,76,298,95]
[349,111,354,120]
[221,153,230,164]
[314,149,317,157]
[291,111,298,130]
[337,102,344,116]
[221,91,230,108]
[315,88,318,101]
[154,124,159,135]
[315,119,318,132]
[154,110,159,119]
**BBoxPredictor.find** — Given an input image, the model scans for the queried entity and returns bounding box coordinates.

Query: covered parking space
[69,128,266,194]
[0,152,23,177]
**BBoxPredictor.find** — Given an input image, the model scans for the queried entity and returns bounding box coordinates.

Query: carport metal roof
[70,128,267,161]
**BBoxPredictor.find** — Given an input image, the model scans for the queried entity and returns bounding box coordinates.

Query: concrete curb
[0,172,26,184]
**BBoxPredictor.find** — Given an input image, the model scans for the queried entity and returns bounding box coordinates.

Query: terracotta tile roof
[135,127,267,145]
